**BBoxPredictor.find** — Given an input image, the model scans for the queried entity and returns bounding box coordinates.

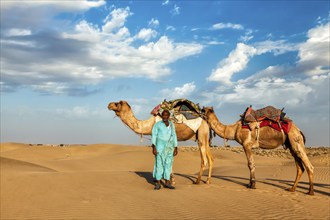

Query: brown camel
[108,100,213,184]
[202,106,314,195]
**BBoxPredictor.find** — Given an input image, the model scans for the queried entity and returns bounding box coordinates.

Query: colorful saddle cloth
[242,119,292,134]
[241,105,292,134]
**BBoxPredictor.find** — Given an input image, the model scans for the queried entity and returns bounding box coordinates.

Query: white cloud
[296,22,330,76]
[201,77,314,109]
[207,41,225,45]
[102,7,132,33]
[239,30,254,42]
[254,40,297,56]
[1,1,106,30]
[162,0,170,6]
[201,20,329,146]
[1,5,204,95]
[171,4,180,15]
[1,0,106,11]
[240,35,253,42]
[161,82,196,100]
[136,28,158,41]
[148,18,160,27]
[211,22,244,30]
[207,39,298,84]
[242,65,289,82]
[5,28,31,37]
[208,43,257,84]
[166,26,176,31]
[137,36,203,64]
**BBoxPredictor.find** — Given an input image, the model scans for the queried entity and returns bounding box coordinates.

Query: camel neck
[119,110,155,135]
[208,115,237,140]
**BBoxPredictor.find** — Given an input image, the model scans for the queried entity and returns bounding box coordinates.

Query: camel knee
[248,161,255,171]
[308,164,314,173]
[200,160,207,169]
[297,166,304,175]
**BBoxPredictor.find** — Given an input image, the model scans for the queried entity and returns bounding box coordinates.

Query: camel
[108,100,213,184]
[202,106,314,195]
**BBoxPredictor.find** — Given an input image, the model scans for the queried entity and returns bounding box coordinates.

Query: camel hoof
[247,183,256,189]
[206,180,211,184]
[306,191,314,196]
[287,188,295,192]
[194,180,201,185]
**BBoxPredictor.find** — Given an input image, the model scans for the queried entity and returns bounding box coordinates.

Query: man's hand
[173,147,178,156]
[152,144,157,156]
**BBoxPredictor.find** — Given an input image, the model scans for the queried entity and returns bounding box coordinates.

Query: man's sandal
[154,183,161,190]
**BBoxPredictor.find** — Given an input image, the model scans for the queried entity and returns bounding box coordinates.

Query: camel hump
[242,105,287,123]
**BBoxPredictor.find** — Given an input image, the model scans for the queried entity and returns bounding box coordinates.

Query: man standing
[152,109,178,190]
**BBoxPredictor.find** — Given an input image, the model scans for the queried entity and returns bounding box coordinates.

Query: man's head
[161,109,170,122]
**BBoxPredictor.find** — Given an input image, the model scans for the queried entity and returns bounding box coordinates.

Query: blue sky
[1,0,329,146]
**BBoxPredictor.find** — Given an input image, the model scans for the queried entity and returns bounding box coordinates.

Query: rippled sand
[1,143,329,219]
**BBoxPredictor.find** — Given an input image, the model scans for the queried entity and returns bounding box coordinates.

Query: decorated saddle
[241,105,292,134]
[150,99,203,132]
[151,98,202,119]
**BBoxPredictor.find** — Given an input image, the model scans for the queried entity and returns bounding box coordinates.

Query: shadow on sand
[134,171,155,185]
[172,172,330,196]
[133,171,329,196]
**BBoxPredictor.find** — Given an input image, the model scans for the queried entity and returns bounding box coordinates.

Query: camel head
[108,100,132,116]
[201,106,215,119]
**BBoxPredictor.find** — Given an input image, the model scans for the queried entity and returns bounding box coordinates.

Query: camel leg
[243,143,256,189]
[296,150,314,195]
[288,135,314,195]
[287,147,304,193]
[302,156,314,195]
[196,122,213,185]
[195,142,207,184]
[205,147,214,184]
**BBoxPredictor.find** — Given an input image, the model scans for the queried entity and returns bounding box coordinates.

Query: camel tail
[300,131,306,144]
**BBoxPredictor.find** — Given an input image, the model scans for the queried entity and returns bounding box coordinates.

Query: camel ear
[117,101,123,111]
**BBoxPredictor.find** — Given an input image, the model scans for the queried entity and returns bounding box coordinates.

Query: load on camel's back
[150,99,203,133]
[151,98,202,119]
[241,105,293,136]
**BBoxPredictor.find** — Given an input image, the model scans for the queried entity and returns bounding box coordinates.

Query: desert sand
[1,142,329,220]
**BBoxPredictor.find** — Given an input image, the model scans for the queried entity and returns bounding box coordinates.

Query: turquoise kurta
[152,120,178,181]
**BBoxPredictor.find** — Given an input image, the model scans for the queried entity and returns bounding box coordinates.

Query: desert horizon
[1,142,329,219]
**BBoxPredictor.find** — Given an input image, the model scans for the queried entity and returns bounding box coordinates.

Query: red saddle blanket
[244,105,283,122]
[242,119,292,134]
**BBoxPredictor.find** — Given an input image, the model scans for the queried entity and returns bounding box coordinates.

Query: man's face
[162,111,170,122]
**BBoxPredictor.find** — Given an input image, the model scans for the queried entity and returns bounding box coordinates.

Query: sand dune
[1,143,329,219]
